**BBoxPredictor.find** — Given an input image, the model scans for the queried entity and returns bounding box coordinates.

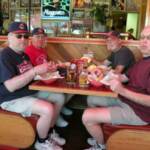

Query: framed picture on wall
[1,0,9,19]
[31,0,41,7]
[20,0,29,7]
[72,9,85,19]
[126,0,139,11]
[112,0,126,11]
[41,0,71,20]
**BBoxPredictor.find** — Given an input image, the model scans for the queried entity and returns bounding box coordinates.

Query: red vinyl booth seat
[0,108,38,149]
[103,123,150,150]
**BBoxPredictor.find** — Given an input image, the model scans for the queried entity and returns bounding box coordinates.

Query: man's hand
[48,61,57,72]
[109,78,124,94]
[33,63,50,75]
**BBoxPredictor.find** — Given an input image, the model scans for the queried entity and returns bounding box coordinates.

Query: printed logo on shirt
[35,55,47,65]
[17,60,33,74]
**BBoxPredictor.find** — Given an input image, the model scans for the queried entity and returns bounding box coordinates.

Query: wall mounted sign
[41,0,71,20]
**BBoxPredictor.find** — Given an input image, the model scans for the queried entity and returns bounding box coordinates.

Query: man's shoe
[61,107,73,116]
[56,115,68,127]
[87,137,97,146]
[34,140,63,150]
[49,129,66,146]
[84,143,106,150]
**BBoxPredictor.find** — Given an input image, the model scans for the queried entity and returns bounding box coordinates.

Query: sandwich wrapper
[34,71,63,81]
[100,70,118,86]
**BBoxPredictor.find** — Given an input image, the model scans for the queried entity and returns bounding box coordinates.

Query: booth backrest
[0,108,38,149]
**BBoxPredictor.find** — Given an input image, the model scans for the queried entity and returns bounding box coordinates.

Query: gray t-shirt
[108,46,135,73]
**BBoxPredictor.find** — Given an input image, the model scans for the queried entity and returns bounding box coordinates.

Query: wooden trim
[0,36,140,46]
[29,81,117,98]
[145,0,150,26]
[0,112,35,148]
[107,129,150,150]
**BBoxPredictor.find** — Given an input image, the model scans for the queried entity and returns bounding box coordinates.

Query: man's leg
[82,107,111,144]
[36,91,66,127]
[82,98,147,146]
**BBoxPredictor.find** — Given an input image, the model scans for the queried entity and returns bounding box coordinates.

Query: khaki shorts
[87,96,147,125]
[0,96,37,117]
[0,91,67,117]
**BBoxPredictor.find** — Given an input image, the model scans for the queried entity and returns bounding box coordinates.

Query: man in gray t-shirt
[105,31,135,74]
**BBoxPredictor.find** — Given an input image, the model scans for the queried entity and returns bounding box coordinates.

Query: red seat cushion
[102,123,150,142]
[0,145,19,150]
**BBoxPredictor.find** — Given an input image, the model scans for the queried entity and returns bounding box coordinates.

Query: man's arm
[109,79,150,107]
[92,59,111,66]
[4,68,35,92]
[4,63,50,92]
[114,65,125,74]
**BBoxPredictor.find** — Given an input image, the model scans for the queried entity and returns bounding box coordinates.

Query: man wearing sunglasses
[0,22,63,150]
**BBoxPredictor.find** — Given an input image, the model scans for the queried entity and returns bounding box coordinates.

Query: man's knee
[87,96,96,107]
[82,109,92,125]
[48,93,65,105]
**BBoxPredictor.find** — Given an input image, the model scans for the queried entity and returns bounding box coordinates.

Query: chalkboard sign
[41,0,71,20]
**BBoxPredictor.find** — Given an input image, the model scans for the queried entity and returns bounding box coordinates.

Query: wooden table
[29,79,117,98]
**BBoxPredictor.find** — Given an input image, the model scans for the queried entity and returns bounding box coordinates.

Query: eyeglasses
[14,34,29,39]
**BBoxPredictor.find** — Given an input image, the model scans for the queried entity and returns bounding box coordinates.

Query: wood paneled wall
[45,37,142,62]
[145,0,150,25]
[46,43,109,62]
[0,36,142,62]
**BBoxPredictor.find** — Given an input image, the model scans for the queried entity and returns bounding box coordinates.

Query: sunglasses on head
[15,34,29,39]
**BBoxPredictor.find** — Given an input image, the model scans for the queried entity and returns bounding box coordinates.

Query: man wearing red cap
[0,22,63,150]
[25,27,73,128]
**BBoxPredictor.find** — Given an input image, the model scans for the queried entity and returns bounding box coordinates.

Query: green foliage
[91,4,108,25]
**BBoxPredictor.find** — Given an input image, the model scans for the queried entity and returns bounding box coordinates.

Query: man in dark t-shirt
[105,31,135,74]
[82,27,150,150]
[0,47,37,102]
[93,31,135,75]
[0,22,63,150]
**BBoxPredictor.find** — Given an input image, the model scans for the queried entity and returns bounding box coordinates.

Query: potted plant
[91,4,109,32]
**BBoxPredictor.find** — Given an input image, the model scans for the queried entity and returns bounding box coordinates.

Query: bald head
[139,26,150,57]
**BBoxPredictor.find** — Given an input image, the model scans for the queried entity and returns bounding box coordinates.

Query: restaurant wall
[46,43,110,62]
[0,37,142,62]
[44,38,142,62]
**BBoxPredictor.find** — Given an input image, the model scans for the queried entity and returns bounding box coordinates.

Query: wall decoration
[20,0,29,7]
[74,0,92,8]
[1,0,9,19]
[32,0,41,7]
[20,0,40,7]
[41,0,71,20]
[112,0,126,11]
[126,0,140,11]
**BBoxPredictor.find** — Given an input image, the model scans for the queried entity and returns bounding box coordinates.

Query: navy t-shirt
[108,46,135,73]
[0,47,37,104]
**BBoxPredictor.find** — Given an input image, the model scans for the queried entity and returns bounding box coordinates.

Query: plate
[41,77,60,84]
[34,71,63,84]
